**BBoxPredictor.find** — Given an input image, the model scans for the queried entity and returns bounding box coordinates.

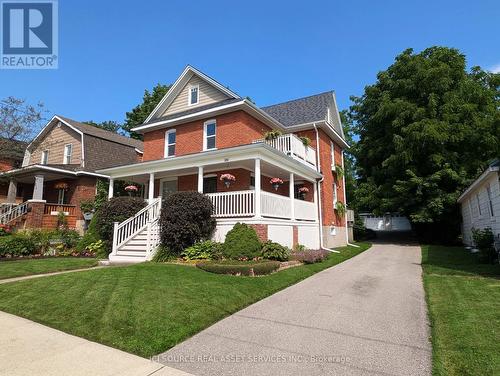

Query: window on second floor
[333,182,338,206]
[330,141,335,167]
[204,120,216,150]
[486,184,494,217]
[63,144,72,164]
[189,85,199,105]
[41,150,49,165]
[164,129,176,157]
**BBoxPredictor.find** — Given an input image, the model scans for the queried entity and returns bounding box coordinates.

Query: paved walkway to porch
[0,311,192,376]
[158,240,432,376]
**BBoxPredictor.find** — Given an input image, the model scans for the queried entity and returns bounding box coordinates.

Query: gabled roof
[261,91,344,137]
[56,115,143,150]
[144,65,241,123]
[457,159,500,202]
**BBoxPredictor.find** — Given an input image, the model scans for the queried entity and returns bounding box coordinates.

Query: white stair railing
[146,218,161,260]
[0,202,29,225]
[112,197,161,254]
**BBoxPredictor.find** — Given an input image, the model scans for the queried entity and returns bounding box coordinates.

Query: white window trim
[333,182,338,206]
[203,119,217,151]
[63,144,72,164]
[188,84,199,106]
[164,129,176,158]
[57,189,65,204]
[486,184,495,220]
[41,150,49,165]
[476,192,482,217]
[330,141,335,169]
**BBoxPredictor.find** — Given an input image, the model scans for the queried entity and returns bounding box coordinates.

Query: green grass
[0,258,99,280]
[0,242,370,357]
[422,245,500,375]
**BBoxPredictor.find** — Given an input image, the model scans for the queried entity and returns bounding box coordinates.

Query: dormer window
[63,144,72,164]
[41,150,49,165]
[189,85,199,105]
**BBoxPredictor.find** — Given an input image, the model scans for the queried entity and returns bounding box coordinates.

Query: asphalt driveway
[157,240,431,376]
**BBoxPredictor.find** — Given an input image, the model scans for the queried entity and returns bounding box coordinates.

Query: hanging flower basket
[220,173,236,188]
[270,177,284,191]
[125,185,138,196]
[298,186,309,199]
[54,182,69,190]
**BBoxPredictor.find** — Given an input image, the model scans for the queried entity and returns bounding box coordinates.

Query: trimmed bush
[196,260,280,276]
[291,249,330,264]
[182,240,223,261]
[261,240,290,261]
[159,192,216,255]
[223,223,261,260]
[95,197,147,243]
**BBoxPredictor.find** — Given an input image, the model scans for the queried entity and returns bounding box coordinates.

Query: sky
[1,0,499,126]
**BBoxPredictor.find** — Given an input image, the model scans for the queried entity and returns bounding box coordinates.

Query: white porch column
[289,173,295,220]
[32,175,44,201]
[313,180,319,221]
[108,178,114,199]
[197,166,204,193]
[6,179,17,204]
[148,173,155,203]
[254,158,261,218]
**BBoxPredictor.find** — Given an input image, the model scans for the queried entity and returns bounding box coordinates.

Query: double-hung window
[333,183,338,206]
[476,193,482,216]
[331,141,335,168]
[41,150,49,165]
[164,129,176,157]
[63,144,72,164]
[486,184,494,218]
[189,85,199,105]
[204,120,216,150]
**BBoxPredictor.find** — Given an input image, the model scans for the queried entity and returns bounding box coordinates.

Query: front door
[161,179,177,197]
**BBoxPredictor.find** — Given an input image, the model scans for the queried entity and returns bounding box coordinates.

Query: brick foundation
[250,224,268,242]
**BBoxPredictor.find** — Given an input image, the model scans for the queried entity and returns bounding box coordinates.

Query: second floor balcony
[253,133,317,168]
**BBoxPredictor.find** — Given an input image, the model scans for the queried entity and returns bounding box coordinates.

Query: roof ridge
[261,90,334,109]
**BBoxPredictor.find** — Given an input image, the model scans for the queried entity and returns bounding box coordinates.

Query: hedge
[196,260,281,276]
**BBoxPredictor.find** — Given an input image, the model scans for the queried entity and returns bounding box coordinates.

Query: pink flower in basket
[125,185,138,192]
[270,177,283,185]
[298,187,309,194]
[220,173,236,182]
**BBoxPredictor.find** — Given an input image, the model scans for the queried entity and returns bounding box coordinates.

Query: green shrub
[196,260,280,276]
[182,240,223,261]
[223,223,261,260]
[58,229,81,248]
[77,213,101,252]
[261,240,290,261]
[159,192,216,255]
[472,227,496,263]
[152,245,176,262]
[0,234,37,257]
[85,240,106,258]
[95,197,147,243]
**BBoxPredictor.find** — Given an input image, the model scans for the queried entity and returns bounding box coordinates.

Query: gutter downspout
[314,123,340,253]
[341,149,359,248]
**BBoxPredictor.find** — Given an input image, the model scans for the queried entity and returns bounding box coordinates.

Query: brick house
[0,116,143,232]
[98,66,349,262]
[0,138,27,204]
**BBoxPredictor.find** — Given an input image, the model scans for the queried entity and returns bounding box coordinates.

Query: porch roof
[97,143,323,182]
[0,164,109,183]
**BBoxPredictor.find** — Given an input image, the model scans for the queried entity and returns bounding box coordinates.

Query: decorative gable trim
[144,65,241,123]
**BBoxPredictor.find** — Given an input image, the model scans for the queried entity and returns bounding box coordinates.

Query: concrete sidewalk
[0,311,192,376]
[159,242,432,375]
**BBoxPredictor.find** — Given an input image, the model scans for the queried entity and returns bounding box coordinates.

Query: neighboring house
[0,116,143,232]
[458,159,500,245]
[0,138,27,203]
[98,66,349,262]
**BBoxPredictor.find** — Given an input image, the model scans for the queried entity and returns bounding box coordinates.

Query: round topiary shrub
[159,191,216,255]
[95,197,147,243]
[261,240,290,261]
[223,223,261,260]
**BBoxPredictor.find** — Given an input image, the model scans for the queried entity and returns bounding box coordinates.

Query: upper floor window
[204,120,216,150]
[189,85,199,105]
[486,184,494,217]
[63,144,72,164]
[330,141,335,166]
[41,150,49,165]
[164,129,176,157]
[333,182,338,206]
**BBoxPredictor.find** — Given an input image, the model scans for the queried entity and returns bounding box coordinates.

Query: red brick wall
[70,177,97,219]
[142,111,272,161]
[250,224,268,242]
[0,158,16,172]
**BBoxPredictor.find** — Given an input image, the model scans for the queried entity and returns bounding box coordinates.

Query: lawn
[0,242,370,357]
[422,245,500,376]
[0,257,99,280]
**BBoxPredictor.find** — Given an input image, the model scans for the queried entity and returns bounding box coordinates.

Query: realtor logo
[1,0,58,69]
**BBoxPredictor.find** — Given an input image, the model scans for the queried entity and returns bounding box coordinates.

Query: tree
[350,47,499,243]
[0,97,46,157]
[84,120,122,134]
[124,83,171,139]
[339,110,357,205]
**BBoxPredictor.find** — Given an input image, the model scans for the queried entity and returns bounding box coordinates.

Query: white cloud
[488,63,500,73]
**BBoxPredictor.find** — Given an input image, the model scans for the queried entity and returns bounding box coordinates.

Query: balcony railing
[44,204,77,216]
[254,134,317,168]
[207,190,316,221]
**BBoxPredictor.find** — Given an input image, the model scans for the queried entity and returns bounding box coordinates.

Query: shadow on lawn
[421,244,500,278]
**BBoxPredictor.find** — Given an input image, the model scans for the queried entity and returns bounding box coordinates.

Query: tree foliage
[124,83,171,139]
[349,47,499,242]
[84,120,123,134]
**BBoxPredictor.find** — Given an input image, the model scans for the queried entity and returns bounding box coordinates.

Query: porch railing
[261,191,292,219]
[0,201,29,225]
[112,197,162,252]
[294,199,317,221]
[44,204,77,216]
[207,190,255,217]
[254,134,317,168]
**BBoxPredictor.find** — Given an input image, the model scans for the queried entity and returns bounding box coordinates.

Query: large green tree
[124,83,171,139]
[350,47,499,242]
[339,110,357,204]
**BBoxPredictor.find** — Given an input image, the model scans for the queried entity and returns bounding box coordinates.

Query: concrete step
[109,253,146,264]
[116,250,148,257]
[120,244,148,251]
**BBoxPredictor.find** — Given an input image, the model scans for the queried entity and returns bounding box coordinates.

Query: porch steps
[109,227,149,264]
